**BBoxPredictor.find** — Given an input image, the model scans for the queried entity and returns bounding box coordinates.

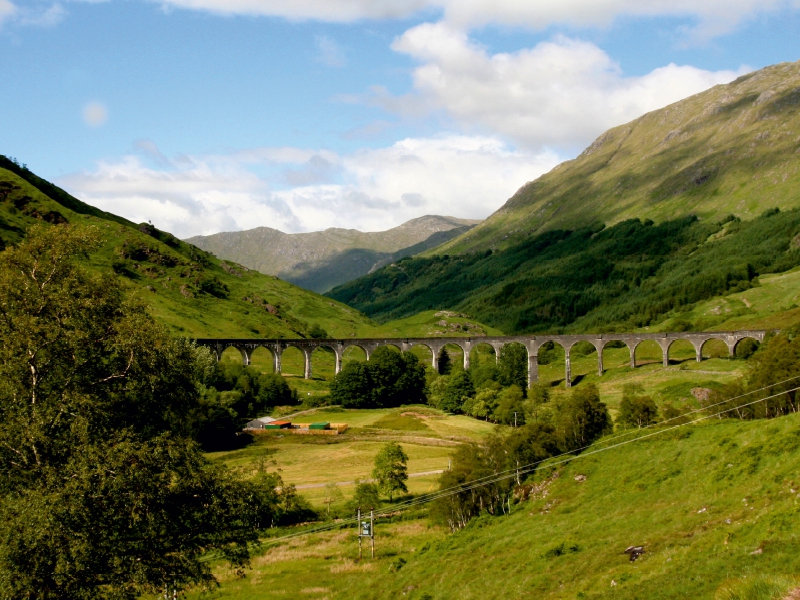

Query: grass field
[191,411,800,600]
[206,406,496,510]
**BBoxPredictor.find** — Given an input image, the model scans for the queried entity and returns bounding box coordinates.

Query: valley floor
[190,411,800,600]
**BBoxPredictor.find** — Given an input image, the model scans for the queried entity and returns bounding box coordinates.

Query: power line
[264,378,800,544]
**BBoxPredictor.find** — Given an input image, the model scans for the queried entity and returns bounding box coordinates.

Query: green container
[309,422,330,430]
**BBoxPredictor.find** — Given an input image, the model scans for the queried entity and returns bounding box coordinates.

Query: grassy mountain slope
[185,410,800,599]
[358,413,800,600]
[0,158,379,339]
[434,59,800,256]
[186,215,479,293]
[328,209,800,333]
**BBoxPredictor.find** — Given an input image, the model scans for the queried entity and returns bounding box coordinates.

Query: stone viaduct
[195,330,767,388]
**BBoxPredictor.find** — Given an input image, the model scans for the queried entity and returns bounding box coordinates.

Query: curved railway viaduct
[196,330,768,388]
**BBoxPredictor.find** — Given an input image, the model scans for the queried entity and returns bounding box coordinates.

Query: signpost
[357,508,375,560]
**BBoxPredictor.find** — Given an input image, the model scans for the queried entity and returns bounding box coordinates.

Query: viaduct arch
[196,330,768,388]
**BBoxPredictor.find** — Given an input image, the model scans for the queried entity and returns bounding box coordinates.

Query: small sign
[361,521,372,537]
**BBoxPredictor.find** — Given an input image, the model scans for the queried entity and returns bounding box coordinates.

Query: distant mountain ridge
[185,215,480,293]
[434,59,800,255]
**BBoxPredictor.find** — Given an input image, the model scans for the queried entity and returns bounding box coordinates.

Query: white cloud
[153,0,430,22]
[0,0,16,25]
[82,101,108,127]
[16,2,65,26]
[57,136,559,237]
[152,0,795,38]
[379,24,747,151]
[315,35,346,67]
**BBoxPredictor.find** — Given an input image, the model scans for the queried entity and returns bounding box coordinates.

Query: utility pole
[514,411,517,428]
[370,509,375,559]
[357,507,362,561]
[357,507,375,560]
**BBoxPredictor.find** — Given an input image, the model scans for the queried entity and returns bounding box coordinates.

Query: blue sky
[1,0,799,236]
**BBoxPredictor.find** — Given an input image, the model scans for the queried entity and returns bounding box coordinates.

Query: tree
[493,385,526,425]
[440,370,475,413]
[498,343,528,392]
[322,483,345,516]
[372,442,409,502]
[0,225,273,598]
[552,383,612,451]
[465,387,499,420]
[438,347,452,375]
[330,360,372,407]
[522,383,550,423]
[347,481,381,513]
[329,348,426,409]
[616,384,658,429]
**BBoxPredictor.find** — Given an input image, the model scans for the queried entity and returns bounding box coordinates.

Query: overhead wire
[264,376,800,545]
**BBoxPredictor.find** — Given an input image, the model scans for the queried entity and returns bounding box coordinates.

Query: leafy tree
[329,348,426,408]
[426,373,450,410]
[372,442,409,502]
[735,337,759,359]
[347,481,381,513]
[440,370,475,413]
[494,385,526,425]
[522,384,550,423]
[498,343,528,392]
[616,384,658,429]
[322,483,344,516]
[469,360,501,389]
[464,386,499,420]
[552,384,612,451]
[0,225,277,598]
[504,422,560,484]
[330,360,372,407]
[308,323,329,339]
[707,333,800,419]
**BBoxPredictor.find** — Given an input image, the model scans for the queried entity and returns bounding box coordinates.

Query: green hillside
[353,413,800,599]
[184,410,800,600]
[0,156,378,339]
[328,209,800,333]
[433,59,800,256]
[328,60,800,335]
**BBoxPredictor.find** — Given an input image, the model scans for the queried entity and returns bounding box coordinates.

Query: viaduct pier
[195,330,767,388]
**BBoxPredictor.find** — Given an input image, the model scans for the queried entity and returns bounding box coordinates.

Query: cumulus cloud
[58,136,559,237]
[378,24,746,151]
[82,101,108,127]
[152,0,795,38]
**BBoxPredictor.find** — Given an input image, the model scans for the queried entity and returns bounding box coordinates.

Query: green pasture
[193,411,800,600]
[206,407,497,510]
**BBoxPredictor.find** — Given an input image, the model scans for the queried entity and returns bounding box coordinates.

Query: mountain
[185,215,480,293]
[434,59,800,255]
[328,60,800,334]
[0,155,378,339]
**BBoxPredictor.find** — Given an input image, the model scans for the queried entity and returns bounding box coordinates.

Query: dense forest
[328,209,800,334]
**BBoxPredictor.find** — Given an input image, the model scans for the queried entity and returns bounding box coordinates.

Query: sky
[1,1,799,237]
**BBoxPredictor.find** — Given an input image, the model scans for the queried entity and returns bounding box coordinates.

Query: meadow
[189,409,800,600]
